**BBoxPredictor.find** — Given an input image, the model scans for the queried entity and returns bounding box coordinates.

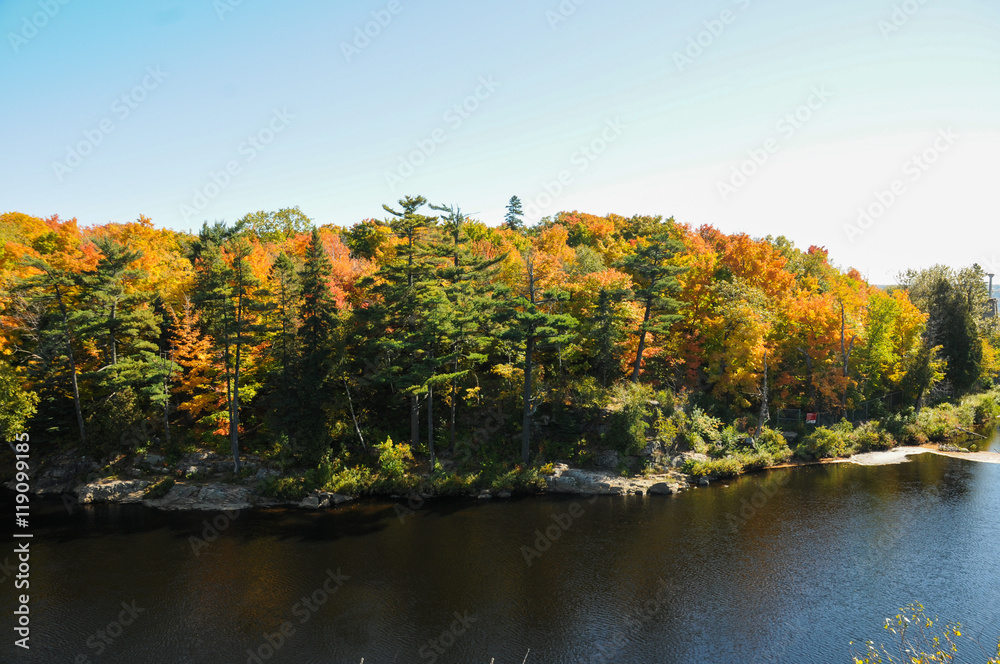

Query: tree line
[1,201,996,471]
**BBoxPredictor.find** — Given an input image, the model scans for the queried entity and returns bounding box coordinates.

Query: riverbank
[16,437,1000,513]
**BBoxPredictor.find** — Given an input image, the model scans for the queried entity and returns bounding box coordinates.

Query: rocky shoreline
[13,444,1000,513]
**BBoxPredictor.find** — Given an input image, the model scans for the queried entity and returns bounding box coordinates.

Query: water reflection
[2,453,998,664]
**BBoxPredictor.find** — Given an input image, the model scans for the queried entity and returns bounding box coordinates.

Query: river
[2,452,999,664]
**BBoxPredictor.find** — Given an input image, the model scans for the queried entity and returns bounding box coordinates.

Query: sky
[1,0,998,283]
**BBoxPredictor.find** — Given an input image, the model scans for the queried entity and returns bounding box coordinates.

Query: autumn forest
[1,198,996,491]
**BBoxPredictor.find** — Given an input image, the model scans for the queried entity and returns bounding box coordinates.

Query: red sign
[805,413,817,424]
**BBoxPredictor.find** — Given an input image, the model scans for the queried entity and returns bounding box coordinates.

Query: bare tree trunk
[522,335,534,465]
[756,350,769,439]
[230,289,243,474]
[410,394,420,448]
[427,383,434,469]
[344,377,365,450]
[797,347,815,412]
[449,357,458,454]
[54,284,86,447]
[839,300,856,411]
[631,298,652,383]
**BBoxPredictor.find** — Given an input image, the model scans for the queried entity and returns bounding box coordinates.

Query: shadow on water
[1,454,998,664]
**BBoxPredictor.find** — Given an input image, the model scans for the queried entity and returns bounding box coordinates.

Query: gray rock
[299,496,321,509]
[647,482,675,495]
[547,476,578,493]
[498,490,512,499]
[146,482,252,511]
[477,490,493,500]
[595,450,620,469]
[136,453,165,467]
[76,479,151,504]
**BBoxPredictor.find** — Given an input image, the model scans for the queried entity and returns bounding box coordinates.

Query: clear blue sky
[2,0,998,282]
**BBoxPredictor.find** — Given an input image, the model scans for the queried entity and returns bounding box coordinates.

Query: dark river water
[3,452,999,664]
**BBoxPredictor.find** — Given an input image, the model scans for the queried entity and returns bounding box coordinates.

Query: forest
[2,199,997,493]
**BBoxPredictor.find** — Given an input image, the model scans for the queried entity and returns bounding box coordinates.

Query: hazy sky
[2,0,998,283]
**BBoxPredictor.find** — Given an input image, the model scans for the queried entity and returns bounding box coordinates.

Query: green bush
[849,421,895,452]
[260,475,310,501]
[488,466,547,493]
[603,383,652,455]
[375,436,414,480]
[965,390,1000,426]
[755,427,793,463]
[430,472,481,496]
[916,404,963,441]
[143,477,174,500]
[796,424,857,460]
[682,456,743,478]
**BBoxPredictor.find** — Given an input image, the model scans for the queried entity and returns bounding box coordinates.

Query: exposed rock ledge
[544,464,687,496]
[70,479,254,511]
[143,482,253,511]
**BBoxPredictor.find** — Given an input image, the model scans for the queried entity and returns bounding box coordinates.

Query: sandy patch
[846,446,1000,466]
[847,447,931,466]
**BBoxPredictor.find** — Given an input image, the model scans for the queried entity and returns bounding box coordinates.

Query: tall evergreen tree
[296,228,339,455]
[618,229,686,382]
[504,196,525,231]
[500,249,577,464]
[15,257,87,446]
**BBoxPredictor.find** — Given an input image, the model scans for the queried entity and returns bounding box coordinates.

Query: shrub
[488,467,546,493]
[965,390,1000,426]
[796,424,857,460]
[375,437,414,480]
[755,427,793,463]
[143,477,174,500]
[430,472,480,496]
[916,404,963,441]
[604,383,652,455]
[260,475,310,501]
[849,421,895,452]
[850,603,999,664]
[682,456,743,478]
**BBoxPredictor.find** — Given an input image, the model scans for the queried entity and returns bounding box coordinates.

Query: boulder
[146,482,252,511]
[595,450,620,469]
[75,479,151,504]
[547,475,578,493]
[647,482,675,495]
[299,495,321,509]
